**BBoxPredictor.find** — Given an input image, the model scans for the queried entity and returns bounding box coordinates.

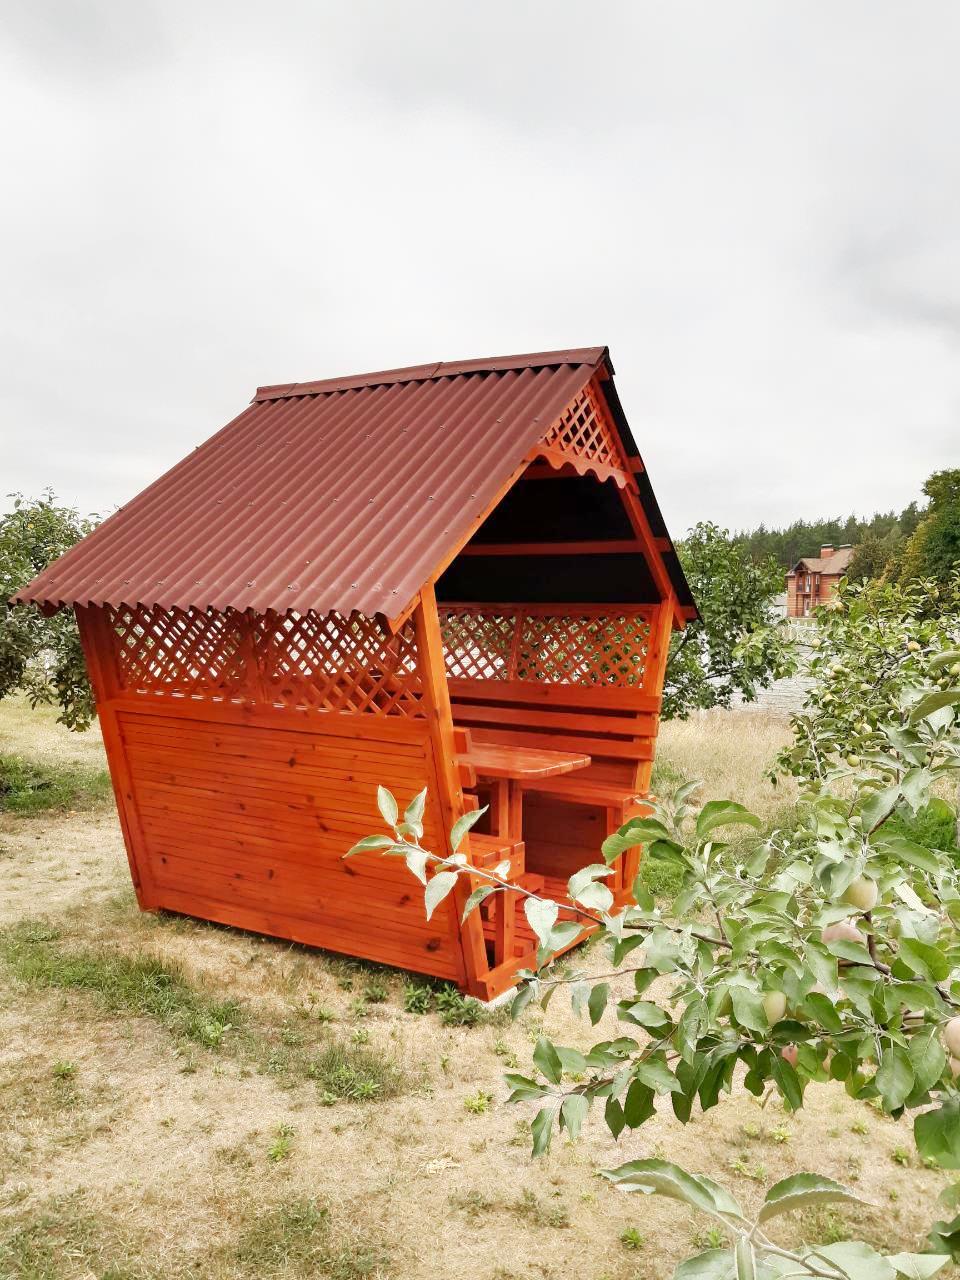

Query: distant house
[786,544,854,617]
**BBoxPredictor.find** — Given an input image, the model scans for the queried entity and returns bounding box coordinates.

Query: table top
[462,741,591,780]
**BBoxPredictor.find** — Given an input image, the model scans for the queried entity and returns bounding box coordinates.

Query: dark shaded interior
[436,552,657,604]
[466,473,634,544]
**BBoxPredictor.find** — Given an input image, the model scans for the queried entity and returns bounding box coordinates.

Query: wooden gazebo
[16,347,696,999]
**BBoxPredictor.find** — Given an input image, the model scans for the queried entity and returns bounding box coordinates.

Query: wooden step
[469,833,525,880]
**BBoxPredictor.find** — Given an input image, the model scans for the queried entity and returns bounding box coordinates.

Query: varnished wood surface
[461,740,591,780]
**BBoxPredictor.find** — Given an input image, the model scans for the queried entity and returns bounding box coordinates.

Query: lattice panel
[108,605,250,697]
[439,609,516,680]
[105,605,423,715]
[516,612,649,686]
[538,380,626,472]
[255,611,423,715]
[439,607,650,687]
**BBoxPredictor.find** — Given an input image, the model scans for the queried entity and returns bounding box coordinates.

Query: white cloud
[2,1,959,537]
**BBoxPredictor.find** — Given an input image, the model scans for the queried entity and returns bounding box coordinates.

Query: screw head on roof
[351,582,358,589]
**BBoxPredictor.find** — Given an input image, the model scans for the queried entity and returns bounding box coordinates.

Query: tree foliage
[736,503,922,571]
[897,470,960,588]
[777,574,960,787]
[357,622,960,1276]
[0,491,98,730]
[664,521,792,718]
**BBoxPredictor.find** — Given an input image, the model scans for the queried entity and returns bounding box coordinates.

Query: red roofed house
[786,544,855,617]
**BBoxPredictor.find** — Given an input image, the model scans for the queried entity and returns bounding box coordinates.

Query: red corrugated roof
[17,348,626,621]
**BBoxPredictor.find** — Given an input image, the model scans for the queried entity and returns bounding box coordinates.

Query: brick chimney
[820,544,834,556]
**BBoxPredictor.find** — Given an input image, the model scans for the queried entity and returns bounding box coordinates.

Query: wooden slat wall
[116,704,465,980]
[76,604,467,984]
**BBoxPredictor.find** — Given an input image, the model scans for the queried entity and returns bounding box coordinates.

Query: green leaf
[604,1095,626,1139]
[770,1054,803,1112]
[601,1158,745,1222]
[633,1058,682,1094]
[568,863,615,898]
[623,1079,655,1128]
[524,897,559,950]
[602,818,674,863]
[758,1172,868,1223]
[532,1035,563,1085]
[885,1253,948,1279]
[876,836,940,875]
[909,689,960,725]
[729,987,767,1035]
[620,1000,672,1032]
[546,921,584,953]
[696,801,762,840]
[899,937,952,982]
[915,1099,960,1169]
[861,784,901,832]
[588,982,610,1026]
[461,884,496,921]
[503,1073,548,1102]
[674,1250,736,1280]
[909,1026,947,1094]
[404,787,427,825]
[559,1093,588,1139]
[876,1044,915,1112]
[927,1211,960,1263]
[814,1242,895,1280]
[530,1104,555,1156]
[344,834,394,856]
[930,650,960,672]
[573,879,614,912]
[377,785,398,827]
[734,1237,756,1280]
[803,992,844,1034]
[423,870,457,920]
[404,849,429,884]
[450,804,488,852]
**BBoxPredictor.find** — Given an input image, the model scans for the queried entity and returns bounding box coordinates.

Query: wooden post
[413,583,490,996]
[75,606,158,909]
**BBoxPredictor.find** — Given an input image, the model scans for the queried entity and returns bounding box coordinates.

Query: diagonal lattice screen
[105,604,423,715]
[255,610,422,715]
[538,381,627,473]
[439,606,651,687]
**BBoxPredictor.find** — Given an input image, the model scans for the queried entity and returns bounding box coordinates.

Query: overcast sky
[2,2,959,537]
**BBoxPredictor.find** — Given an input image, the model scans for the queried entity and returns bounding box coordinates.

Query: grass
[230,1198,386,1279]
[0,752,111,814]
[0,1192,386,1280]
[0,920,243,1048]
[305,1040,403,1101]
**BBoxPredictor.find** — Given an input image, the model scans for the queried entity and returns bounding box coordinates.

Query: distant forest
[735,501,924,569]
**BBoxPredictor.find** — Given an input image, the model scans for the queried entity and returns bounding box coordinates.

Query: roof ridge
[254,346,609,402]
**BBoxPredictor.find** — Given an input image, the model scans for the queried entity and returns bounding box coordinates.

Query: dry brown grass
[0,701,944,1279]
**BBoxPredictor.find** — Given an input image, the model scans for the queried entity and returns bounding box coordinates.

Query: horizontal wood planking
[452,700,657,738]
[447,678,660,712]
[152,884,462,979]
[105,693,431,742]
[469,723,654,762]
[116,704,465,983]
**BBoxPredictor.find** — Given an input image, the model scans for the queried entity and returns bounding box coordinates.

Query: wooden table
[461,741,591,840]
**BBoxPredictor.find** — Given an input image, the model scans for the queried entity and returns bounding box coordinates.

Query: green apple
[944,1018,960,1058]
[762,991,787,1024]
[841,876,878,912]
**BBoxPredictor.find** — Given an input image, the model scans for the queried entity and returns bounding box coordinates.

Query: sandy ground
[0,698,950,1279]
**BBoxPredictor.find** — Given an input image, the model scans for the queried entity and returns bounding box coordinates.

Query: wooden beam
[413,584,490,996]
[459,540,642,557]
